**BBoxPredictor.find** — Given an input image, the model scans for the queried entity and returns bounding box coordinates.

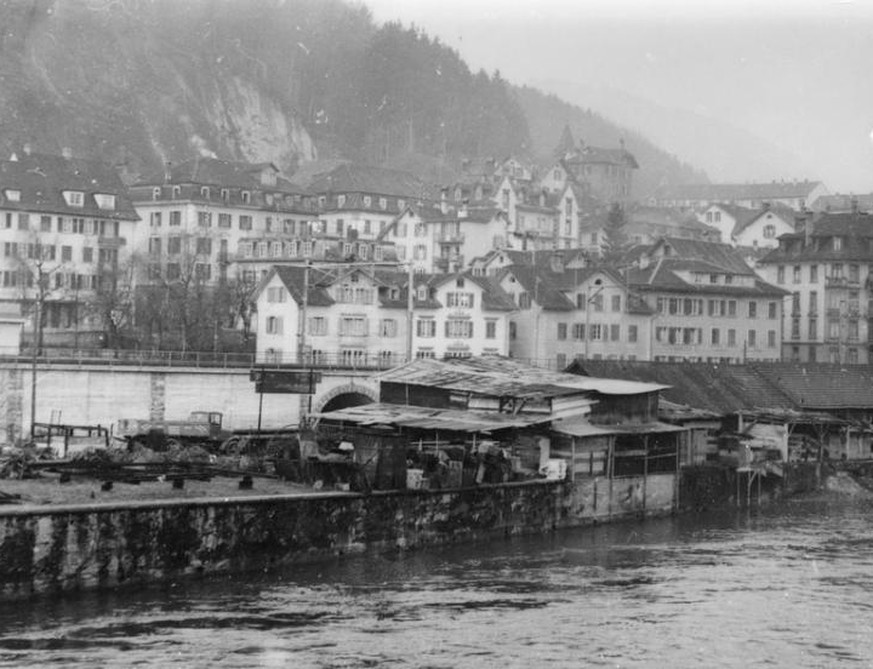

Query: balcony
[438,232,465,244]
[825,276,860,288]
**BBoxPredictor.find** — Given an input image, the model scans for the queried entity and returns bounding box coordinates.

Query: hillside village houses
[255,265,515,366]
[757,211,873,365]
[697,202,797,248]
[0,147,139,349]
[0,143,843,371]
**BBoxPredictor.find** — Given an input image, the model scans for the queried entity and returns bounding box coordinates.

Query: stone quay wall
[0,481,572,601]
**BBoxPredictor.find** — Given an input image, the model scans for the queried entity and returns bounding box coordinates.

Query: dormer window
[363,195,372,208]
[63,190,84,207]
[379,197,387,210]
[417,286,427,301]
[337,194,346,207]
[172,185,180,199]
[4,189,21,202]
[241,191,251,204]
[834,237,843,251]
[456,278,465,288]
[358,244,369,260]
[374,246,383,262]
[152,187,161,200]
[265,193,274,206]
[398,199,406,210]
[220,188,229,202]
[94,194,116,210]
[201,186,210,199]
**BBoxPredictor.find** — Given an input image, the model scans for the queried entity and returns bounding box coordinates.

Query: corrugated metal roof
[378,357,667,400]
[313,402,551,432]
[553,418,683,437]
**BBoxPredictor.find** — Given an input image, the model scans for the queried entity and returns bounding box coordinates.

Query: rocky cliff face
[0,0,317,181]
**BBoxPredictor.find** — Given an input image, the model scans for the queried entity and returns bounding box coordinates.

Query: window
[557,323,568,340]
[447,292,475,308]
[445,319,473,338]
[195,263,211,281]
[834,237,843,251]
[509,322,517,340]
[748,330,757,348]
[150,211,162,227]
[610,324,620,341]
[809,317,818,339]
[5,189,21,202]
[768,302,777,319]
[241,191,251,204]
[200,186,210,199]
[61,245,72,262]
[168,236,181,255]
[589,324,602,341]
[40,215,51,232]
[172,186,181,199]
[379,197,387,210]
[197,211,211,227]
[517,292,531,309]
[572,323,585,340]
[170,211,181,226]
[165,263,180,281]
[728,329,737,347]
[265,316,283,335]
[793,266,801,283]
[63,191,84,207]
[832,263,844,278]
[148,237,161,257]
[82,247,93,263]
[339,316,368,336]
[308,317,327,336]
[748,301,757,318]
[218,213,232,229]
[486,320,497,339]
[414,245,427,260]
[809,265,818,283]
[768,330,777,348]
[416,318,436,338]
[363,195,372,208]
[809,291,818,314]
[763,224,776,238]
[712,328,721,345]
[728,300,737,317]
[380,319,398,337]
[239,215,253,231]
[266,286,286,303]
[611,295,622,312]
[777,266,785,284]
[850,264,860,283]
[628,325,638,343]
[592,293,604,312]
[196,237,212,255]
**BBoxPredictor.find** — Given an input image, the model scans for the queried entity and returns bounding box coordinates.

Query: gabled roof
[758,212,873,263]
[497,265,575,311]
[653,237,758,275]
[626,257,786,297]
[0,151,139,221]
[429,272,517,311]
[752,364,873,410]
[733,204,796,237]
[378,356,666,400]
[562,145,639,169]
[567,360,795,414]
[268,265,336,306]
[304,162,437,200]
[137,157,307,194]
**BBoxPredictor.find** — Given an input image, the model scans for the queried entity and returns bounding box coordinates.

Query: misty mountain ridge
[0,0,704,196]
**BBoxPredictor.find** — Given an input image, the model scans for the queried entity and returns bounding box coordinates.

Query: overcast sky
[364,0,873,193]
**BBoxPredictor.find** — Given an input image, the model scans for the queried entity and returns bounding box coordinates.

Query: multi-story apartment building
[540,128,638,205]
[255,267,515,365]
[496,263,654,369]
[0,148,139,345]
[650,180,828,211]
[627,238,786,362]
[757,212,873,364]
[129,158,318,288]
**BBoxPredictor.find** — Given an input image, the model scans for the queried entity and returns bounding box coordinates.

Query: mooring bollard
[239,475,253,490]
[173,478,185,489]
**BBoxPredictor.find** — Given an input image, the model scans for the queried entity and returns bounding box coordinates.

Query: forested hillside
[0,0,705,192]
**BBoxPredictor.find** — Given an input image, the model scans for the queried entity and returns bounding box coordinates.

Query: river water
[2,493,873,668]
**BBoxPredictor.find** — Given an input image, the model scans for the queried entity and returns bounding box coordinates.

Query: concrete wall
[567,473,676,520]
[0,481,570,600]
[0,362,379,444]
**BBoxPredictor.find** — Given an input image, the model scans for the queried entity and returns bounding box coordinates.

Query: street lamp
[584,278,604,360]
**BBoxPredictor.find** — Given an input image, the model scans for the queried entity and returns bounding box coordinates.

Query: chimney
[763,201,771,211]
[62,147,72,160]
[459,198,468,219]
[22,143,31,156]
[851,197,859,214]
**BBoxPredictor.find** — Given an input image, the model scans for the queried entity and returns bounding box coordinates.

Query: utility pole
[29,280,43,439]
[406,260,415,362]
[584,279,604,360]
